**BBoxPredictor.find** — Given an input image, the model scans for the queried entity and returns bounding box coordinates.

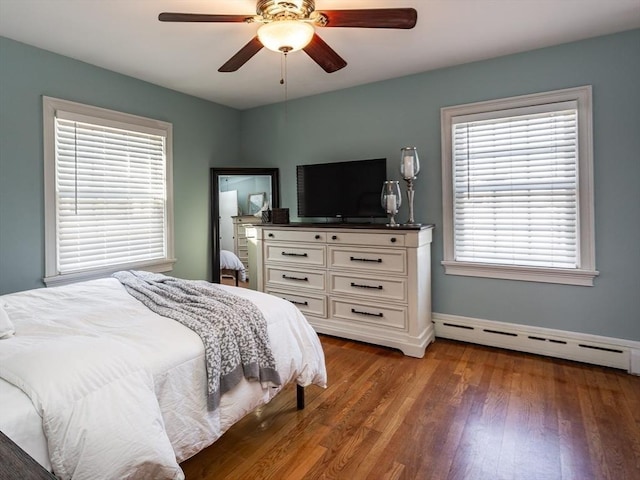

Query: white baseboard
[432,313,640,375]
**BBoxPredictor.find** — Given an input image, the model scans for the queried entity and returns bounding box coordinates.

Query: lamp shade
[258,20,315,53]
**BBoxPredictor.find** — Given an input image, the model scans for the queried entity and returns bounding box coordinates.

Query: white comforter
[0,278,327,479]
[220,250,247,282]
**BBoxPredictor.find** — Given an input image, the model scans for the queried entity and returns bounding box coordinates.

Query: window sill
[441,261,599,286]
[44,259,176,288]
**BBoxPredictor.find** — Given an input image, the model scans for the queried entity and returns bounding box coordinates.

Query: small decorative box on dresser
[253,224,435,357]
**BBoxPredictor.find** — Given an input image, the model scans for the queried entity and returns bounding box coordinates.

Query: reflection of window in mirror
[248,192,267,215]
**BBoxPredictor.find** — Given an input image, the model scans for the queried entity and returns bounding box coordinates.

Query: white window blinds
[451,103,578,269]
[54,114,167,274]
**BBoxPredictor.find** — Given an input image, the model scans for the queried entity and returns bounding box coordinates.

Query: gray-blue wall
[0,37,240,293]
[1,31,638,342]
[239,29,640,342]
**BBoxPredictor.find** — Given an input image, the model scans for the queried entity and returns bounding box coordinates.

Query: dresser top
[254,222,434,231]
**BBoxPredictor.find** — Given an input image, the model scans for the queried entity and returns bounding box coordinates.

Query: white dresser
[232,215,257,271]
[253,224,434,357]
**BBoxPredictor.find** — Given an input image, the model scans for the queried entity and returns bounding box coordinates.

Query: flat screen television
[296,158,387,220]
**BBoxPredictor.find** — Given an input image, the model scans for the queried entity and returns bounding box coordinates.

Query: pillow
[0,303,15,339]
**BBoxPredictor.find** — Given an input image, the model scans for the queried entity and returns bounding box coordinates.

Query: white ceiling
[1,0,639,110]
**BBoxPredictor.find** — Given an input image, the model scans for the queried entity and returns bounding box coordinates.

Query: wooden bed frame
[220,268,240,286]
[0,431,57,480]
[296,384,305,409]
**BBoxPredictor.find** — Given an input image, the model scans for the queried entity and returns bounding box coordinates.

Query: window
[43,97,175,286]
[441,86,598,286]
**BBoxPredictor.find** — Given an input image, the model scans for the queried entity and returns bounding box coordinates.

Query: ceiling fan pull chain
[284,52,288,103]
[280,52,289,121]
[280,51,285,86]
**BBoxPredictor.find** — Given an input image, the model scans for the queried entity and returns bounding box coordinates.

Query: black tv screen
[297,158,387,219]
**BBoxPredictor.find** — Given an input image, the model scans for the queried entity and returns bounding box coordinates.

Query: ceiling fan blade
[218,37,264,72]
[303,34,347,73]
[316,8,417,29]
[158,12,252,23]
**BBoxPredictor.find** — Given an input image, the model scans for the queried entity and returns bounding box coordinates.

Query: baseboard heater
[433,314,639,375]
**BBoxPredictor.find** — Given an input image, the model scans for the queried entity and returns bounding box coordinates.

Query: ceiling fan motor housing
[256,0,316,21]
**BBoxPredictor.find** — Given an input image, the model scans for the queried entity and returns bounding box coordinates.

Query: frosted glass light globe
[258,20,315,53]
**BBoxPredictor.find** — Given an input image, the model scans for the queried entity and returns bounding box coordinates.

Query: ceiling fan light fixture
[258,20,314,53]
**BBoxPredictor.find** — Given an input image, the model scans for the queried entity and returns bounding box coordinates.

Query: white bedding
[0,278,326,479]
[220,249,246,282]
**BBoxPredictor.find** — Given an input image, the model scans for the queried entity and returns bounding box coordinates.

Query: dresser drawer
[326,231,405,247]
[266,289,327,318]
[330,272,407,302]
[328,246,406,274]
[265,266,325,292]
[263,229,326,243]
[330,298,407,330]
[265,243,326,267]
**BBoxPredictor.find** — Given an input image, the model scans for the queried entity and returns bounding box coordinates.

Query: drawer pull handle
[282,251,308,257]
[390,237,397,243]
[282,274,309,282]
[350,256,382,263]
[351,308,384,318]
[285,299,309,306]
[268,233,274,238]
[332,235,338,240]
[315,235,321,240]
[350,282,383,290]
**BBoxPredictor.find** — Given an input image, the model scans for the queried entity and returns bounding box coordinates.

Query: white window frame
[43,96,175,286]
[441,86,598,286]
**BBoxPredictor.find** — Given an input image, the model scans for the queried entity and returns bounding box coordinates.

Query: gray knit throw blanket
[113,270,281,410]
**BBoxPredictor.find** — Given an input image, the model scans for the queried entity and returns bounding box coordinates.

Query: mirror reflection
[247,192,268,215]
[210,168,279,290]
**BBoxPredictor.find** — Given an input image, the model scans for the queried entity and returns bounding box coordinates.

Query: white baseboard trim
[432,313,640,375]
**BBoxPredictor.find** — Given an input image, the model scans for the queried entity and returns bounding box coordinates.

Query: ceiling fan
[159,0,417,73]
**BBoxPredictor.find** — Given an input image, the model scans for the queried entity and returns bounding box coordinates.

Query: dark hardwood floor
[181,335,640,480]
[220,275,249,289]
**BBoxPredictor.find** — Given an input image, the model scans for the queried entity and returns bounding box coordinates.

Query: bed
[0,273,327,480]
[220,249,246,285]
